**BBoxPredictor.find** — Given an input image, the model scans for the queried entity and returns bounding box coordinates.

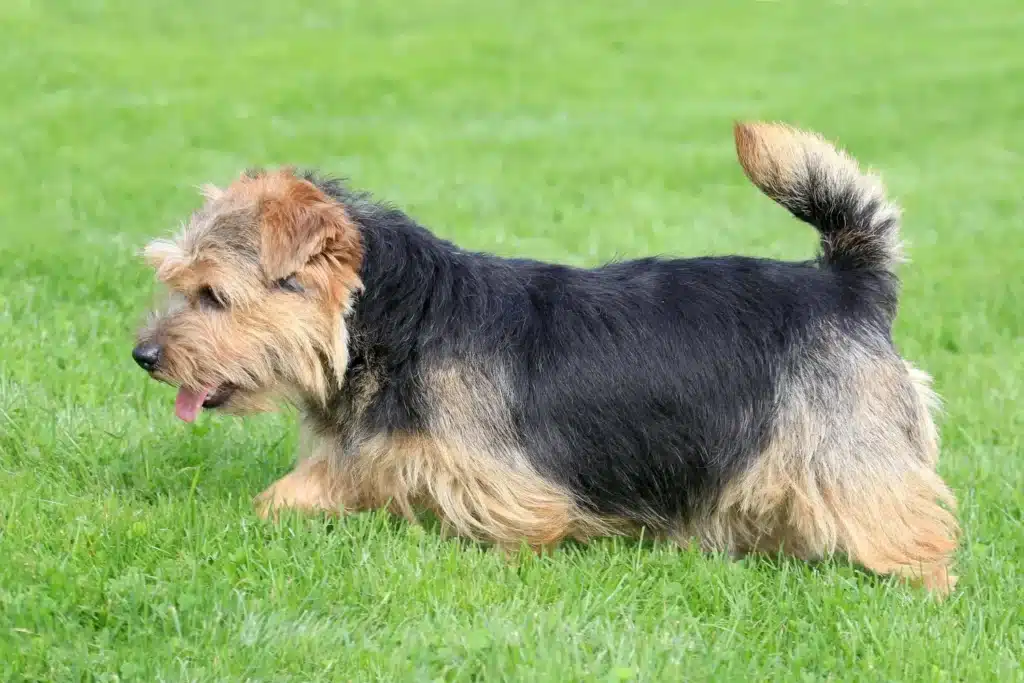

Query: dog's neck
[347,206,463,364]
[305,200,468,429]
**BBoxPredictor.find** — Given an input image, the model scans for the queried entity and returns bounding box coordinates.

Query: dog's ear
[199,183,225,202]
[143,238,189,283]
[257,171,362,292]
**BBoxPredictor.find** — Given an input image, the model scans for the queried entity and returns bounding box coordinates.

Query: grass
[1,0,1022,680]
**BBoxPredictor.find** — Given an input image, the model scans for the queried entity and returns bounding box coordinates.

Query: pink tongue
[175,387,210,423]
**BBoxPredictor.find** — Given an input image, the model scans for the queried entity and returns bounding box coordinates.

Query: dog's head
[133,169,362,421]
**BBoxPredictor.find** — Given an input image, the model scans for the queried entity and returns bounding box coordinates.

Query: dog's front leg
[255,457,352,518]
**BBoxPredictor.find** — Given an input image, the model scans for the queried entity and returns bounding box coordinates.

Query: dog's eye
[276,274,304,294]
[197,286,226,310]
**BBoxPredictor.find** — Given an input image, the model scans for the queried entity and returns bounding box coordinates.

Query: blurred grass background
[1,0,1022,680]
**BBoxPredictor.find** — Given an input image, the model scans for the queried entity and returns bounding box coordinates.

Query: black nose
[132,342,162,372]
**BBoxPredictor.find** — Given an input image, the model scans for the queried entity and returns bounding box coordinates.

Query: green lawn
[2,1,1022,680]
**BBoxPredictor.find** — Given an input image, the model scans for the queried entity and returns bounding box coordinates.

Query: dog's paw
[254,469,338,519]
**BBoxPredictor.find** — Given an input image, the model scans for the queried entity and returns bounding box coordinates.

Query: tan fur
[198,183,225,202]
[252,361,619,550]
[255,457,344,518]
[734,121,809,190]
[734,121,904,270]
[349,433,581,548]
[255,436,599,550]
[679,342,958,596]
[138,169,363,411]
[260,362,615,549]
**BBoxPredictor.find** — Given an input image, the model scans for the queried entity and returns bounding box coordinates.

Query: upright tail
[734,122,902,274]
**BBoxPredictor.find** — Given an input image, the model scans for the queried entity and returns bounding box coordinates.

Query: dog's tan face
[134,170,362,421]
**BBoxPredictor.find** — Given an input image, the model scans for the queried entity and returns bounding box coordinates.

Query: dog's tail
[734,121,902,274]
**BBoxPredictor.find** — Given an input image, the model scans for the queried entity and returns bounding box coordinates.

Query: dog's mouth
[174,384,237,423]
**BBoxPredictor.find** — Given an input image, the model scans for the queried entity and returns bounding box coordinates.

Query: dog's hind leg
[693,356,959,595]
[826,363,959,594]
[693,454,958,596]
[827,470,959,594]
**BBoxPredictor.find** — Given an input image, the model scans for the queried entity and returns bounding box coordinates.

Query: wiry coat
[135,123,959,594]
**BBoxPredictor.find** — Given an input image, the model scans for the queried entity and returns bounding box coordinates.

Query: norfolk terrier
[133,122,959,594]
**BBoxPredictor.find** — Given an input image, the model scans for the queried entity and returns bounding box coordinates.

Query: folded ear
[199,183,225,202]
[143,238,189,282]
[256,171,362,290]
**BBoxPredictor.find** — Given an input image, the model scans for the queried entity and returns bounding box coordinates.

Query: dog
[133,122,959,594]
